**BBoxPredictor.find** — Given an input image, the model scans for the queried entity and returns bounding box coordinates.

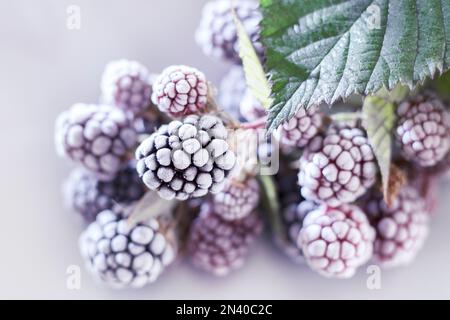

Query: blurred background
[1,0,450,299]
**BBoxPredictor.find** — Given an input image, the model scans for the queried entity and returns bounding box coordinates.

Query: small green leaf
[362,93,395,201]
[261,0,450,131]
[127,191,177,226]
[233,8,272,109]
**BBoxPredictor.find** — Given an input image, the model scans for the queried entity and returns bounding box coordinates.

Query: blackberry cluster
[100,59,153,115]
[65,161,146,222]
[196,0,262,64]
[212,177,260,221]
[135,115,236,200]
[281,200,318,263]
[299,124,378,206]
[276,106,324,151]
[55,103,137,181]
[363,186,429,268]
[395,94,450,167]
[55,0,450,288]
[187,203,262,276]
[299,204,375,278]
[79,207,176,288]
[152,65,208,118]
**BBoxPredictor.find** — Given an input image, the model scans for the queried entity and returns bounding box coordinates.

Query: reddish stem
[240,116,268,130]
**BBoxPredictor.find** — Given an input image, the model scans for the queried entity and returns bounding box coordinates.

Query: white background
[1,0,450,299]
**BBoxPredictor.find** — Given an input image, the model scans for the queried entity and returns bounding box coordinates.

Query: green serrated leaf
[261,0,450,131]
[127,191,177,226]
[233,8,272,109]
[362,94,395,200]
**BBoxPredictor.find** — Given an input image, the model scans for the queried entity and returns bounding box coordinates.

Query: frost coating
[135,115,236,200]
[213,177,260,221]
[195,0,262,63]
[395,95,450,167]
[152,65,208,118]
[55,104,137,181]
[100,60,153,114]
[299,204,375,279]
[217,66,246,120]
[363,186,429,268]
[187,203,262,276]
[281,200,318,263]
[276,105,324,150]
[298,125,378,206]
[64,162,146,222]
[240,89,267,122]
[79,207,176,289]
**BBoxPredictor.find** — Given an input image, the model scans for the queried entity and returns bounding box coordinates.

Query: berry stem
[240,116,267,130]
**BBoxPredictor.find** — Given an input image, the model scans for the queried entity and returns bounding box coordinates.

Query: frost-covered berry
[363,186,429,268]
[187,203,262,276]
[64,162,146,222]
[433,150,450,173]
[55,104,137,180]
[212,177,260,221]
[100,60,153,115]
[217,66,246,120]
[151,65,208,118]
[79,206,177,289]
[196,0,262,63]
[298,124,378,206]
[395,94,450,167]
[299,204,375,278]
[276,106,324,150]
[135,115,236,200]
[240,89,266,122]
[281,199,318,263]
[407,168,439,215]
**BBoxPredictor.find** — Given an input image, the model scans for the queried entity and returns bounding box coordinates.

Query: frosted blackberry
[240,89,266,122]
[363,186,429,268]
[395,94,450,167]
[298,125,378,206]
[217,66,246,120]
[408,168,439,215]
[152,65,208,118]
[276,106,324,150]
[195,0,263,63]
[64,162,146,222]
[212,177,260,221]
[187,203,262,276]
[135,115,236,200]
[55,104,137,180]
[299,204,375,278]
[281,199,318,263]
[100,60,153,115]
[79,207,177,289]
